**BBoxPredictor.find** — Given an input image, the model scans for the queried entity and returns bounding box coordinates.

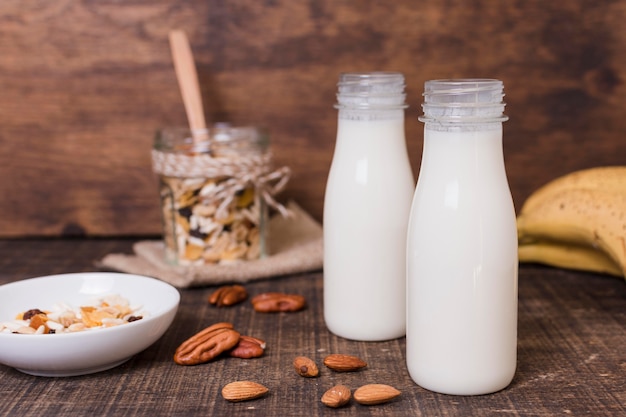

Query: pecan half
[229,335,266,359]
[174,322,240,365]
[250,292,306,313]
[208,285,248,307]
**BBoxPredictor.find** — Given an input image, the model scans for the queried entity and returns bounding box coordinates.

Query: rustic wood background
[1,0,625,237]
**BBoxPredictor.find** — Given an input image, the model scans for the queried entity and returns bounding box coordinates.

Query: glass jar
[406,79,518,395]
[152,124,276,266]
[323,72,414,341]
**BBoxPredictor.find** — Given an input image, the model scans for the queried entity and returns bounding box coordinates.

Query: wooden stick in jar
[168,30,208,144]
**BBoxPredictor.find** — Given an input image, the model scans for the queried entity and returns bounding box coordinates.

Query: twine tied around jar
[151,149,291,219]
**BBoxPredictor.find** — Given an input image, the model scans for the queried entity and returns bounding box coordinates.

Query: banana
[517,187,626,277]
[521,166,626,214]
[517,166,626,278]
[518,240,623,277]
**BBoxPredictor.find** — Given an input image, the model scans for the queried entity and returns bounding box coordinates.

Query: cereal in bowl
[0,294,146,335]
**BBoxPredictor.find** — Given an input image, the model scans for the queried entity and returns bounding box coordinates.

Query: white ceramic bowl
[0,272,180,377]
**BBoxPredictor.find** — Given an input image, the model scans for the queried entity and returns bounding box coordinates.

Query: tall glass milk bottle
[324,72,414,341]
[406,79,518,395]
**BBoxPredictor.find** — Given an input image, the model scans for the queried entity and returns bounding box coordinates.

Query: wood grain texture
[0,1,625,236]
[0,239,624,416]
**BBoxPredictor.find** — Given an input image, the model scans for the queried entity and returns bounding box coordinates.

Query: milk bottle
[323,72,414,341]
[406,79,518,395]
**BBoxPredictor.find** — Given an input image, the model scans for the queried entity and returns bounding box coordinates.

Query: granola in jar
[152,124,289,266]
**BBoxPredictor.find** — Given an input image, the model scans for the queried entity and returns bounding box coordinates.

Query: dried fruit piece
[28,313,49,333]
[80,306,123,328]
[229,335,266,359]
[293,356,319,377]
[22,309,45,321]
[323,354,367,372]
[208,285,248,307]
[174,322,240,365]
[353,384,401,405]
[251,292,306,313]
[221,381,269,402]
[184,243,204,261]
[321,384,351,408]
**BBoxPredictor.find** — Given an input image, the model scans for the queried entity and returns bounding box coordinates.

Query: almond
[353,384,401,405]
[293,356,319,377]
[321,384,351,408]
[221,381,269,402]
[323,353,367,372]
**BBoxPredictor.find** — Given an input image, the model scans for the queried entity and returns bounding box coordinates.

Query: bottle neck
[423,120,503,133]
[421,126,506,177]
[338,108,405,122]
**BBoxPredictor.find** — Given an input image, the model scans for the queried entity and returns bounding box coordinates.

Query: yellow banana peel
[518,240,623,277]
[521,166,626,214]
[517,166,626,279]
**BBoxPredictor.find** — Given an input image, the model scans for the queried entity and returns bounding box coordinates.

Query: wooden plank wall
[1,1,625,237]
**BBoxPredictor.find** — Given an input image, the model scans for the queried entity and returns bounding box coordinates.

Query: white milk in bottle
[406,79,518,395]
[323,72,414,341]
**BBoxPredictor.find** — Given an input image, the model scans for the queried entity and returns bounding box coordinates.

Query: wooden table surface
[0,239,624,416]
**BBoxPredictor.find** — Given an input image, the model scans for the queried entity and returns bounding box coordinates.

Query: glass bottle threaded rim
[419,79,508,124]
[335,72,408,110]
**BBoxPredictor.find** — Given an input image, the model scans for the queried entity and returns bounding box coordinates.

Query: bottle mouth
[335,72,408,110]
[419,79,508,123]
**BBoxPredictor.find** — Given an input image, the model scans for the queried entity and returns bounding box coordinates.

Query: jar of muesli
[152,124,289,266]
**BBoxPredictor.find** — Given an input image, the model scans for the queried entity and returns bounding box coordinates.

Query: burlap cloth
[99,201,323,288]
